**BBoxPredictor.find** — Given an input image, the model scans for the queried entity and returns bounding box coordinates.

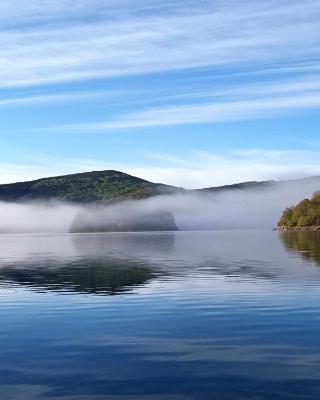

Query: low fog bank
[185,181,318,230]
[0,201,79,233]
[0,178,319,233]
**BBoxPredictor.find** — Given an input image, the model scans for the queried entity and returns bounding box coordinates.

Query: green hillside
[0,170,179,203]
[278,192,320,229]
[1,170,320,206]
[198,180,274,193]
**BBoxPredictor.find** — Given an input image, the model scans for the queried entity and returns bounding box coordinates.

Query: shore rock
[277,225,320,231]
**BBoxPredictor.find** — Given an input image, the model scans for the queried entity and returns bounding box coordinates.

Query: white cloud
[57,81,320,131]
[0,149,319,189]
[0,1,318,195]
[0,0,319,88]
[0,90,123,107]
[127,150,320,188]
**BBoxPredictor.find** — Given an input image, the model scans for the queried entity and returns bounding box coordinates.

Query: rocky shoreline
[277,226,320,232]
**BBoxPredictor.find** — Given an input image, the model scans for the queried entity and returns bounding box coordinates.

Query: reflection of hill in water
[280,232,320,265]
[71,232,176,260]
[3,231,320,294]
[0,260,157,295]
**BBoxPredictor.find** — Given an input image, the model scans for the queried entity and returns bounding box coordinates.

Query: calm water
[1,230,320,400]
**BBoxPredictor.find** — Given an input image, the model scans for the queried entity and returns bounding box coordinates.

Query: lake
[1,230,320,400]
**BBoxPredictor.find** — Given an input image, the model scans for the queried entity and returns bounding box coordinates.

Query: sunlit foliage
[278,192,320,227]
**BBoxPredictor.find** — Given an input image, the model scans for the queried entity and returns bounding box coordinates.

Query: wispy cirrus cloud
[0,1,319,189]
[56,77,320,131]
[0,0,319,88]
[0,90,124,107]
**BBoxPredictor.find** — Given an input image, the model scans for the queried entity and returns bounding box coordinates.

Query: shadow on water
[0,260,158,295]
[280,231,320,265]
[0,232,177,295]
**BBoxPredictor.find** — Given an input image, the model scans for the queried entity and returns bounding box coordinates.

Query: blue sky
[0,0,319,188]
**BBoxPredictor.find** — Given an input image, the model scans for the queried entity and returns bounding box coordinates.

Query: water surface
[1,230,320,400]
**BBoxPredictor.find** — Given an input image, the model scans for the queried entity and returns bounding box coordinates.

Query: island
[70,208,178,233]
[277,192,320,231]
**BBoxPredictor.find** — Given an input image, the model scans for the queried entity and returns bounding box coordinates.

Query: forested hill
[198,176,320,193]
[197,180,274,193]
[0,170,320,204]
[0,170,180,203]
[278,192,320,230]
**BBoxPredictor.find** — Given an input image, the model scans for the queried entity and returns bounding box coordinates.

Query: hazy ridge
[0,170,319,233]
[1,169,320,203]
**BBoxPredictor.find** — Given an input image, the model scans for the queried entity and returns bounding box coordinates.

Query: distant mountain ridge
[198,176,320,193]
[0,170,319,203]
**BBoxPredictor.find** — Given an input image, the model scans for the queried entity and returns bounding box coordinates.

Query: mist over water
[0,178,319,233]
[0,201,79,233]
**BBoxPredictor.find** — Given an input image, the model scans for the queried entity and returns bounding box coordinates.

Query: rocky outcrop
[277,225,320,231]
[70,209,178,233]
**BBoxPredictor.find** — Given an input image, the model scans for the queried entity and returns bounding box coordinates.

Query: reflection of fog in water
[280,232,320,265]
[0,232,176,265]
[71,232,176,261]
[2,231,320,296]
